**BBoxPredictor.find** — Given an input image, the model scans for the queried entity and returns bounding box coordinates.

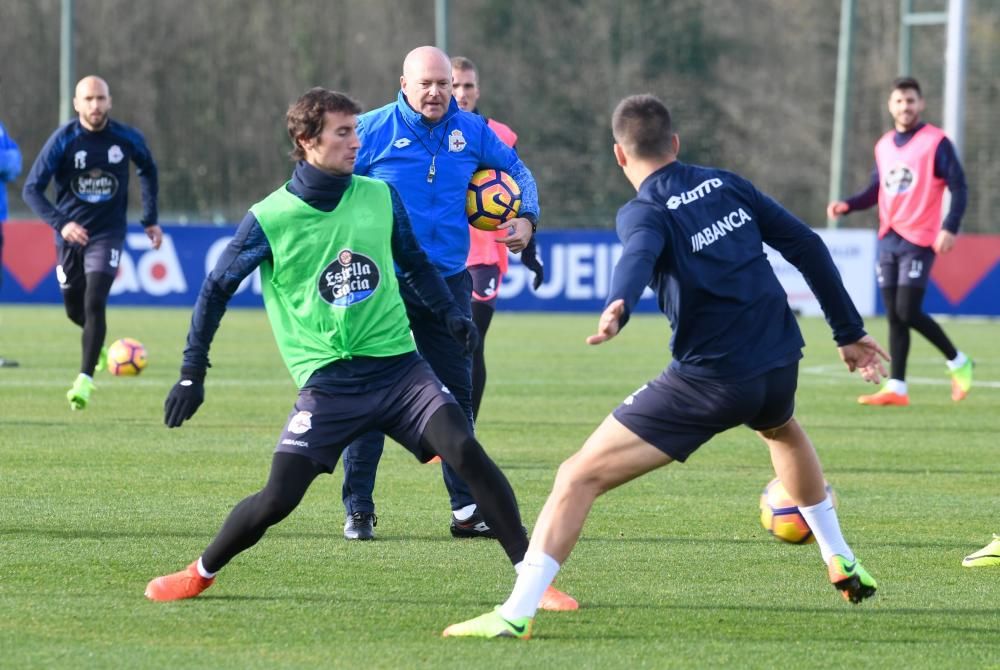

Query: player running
[443,93,887,639]
[143,88,574,611]
[827,76,972,406]
[22,75,161,409]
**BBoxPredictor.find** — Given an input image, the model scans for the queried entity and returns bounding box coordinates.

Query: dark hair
[891,76,922,97]
[611,94,674,160]
[286,88,362,160]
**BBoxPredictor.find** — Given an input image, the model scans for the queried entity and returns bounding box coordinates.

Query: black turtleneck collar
[287,160,353,212]
[894,121,926,147]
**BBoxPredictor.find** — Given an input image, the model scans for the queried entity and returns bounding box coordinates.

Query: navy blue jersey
[22,119,158,241]
[609,161,865,382]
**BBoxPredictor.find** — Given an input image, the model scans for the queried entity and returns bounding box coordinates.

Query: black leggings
[63,272,115,376]
[419,403,528,563]
[202,452,326,573]
[470,301,495,421]
[201,404,528,573]
[882,285,957,381]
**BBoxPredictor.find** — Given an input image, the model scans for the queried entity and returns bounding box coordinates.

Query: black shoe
[450,510,497,539]
[344,511,376,540]
[0,357,19,368]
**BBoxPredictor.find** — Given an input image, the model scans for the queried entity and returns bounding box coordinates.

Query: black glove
[164,367,206,428]
[521,240,545,291]
[447,314,480,356]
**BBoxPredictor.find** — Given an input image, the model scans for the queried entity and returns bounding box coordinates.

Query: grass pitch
[1,305,998,669]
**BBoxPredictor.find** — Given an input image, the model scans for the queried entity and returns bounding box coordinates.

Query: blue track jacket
[354,91,539,277]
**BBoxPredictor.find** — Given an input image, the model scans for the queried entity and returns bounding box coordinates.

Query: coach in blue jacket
[340,46,540,541]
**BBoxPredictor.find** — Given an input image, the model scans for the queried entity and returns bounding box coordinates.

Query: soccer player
[452,55,545,421]
[22,75,161,408]
[0,77,23,369]
[827,76,972,407]
[339,46,545,544]
[443,94,888,639]
[962,535,1000,568]
[144,88,574,612]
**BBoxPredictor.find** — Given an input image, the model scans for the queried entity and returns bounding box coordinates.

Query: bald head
[74,75,112,131]
[400,46,452,122]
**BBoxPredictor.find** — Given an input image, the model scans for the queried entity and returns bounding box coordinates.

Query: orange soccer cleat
[538,584,579,611]
[857,387,909,406]
[144,561,214,602]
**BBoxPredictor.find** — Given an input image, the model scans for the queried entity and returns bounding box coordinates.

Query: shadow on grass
[171,593,1000,645]
[2,527,972,552]
[0,526,467,543]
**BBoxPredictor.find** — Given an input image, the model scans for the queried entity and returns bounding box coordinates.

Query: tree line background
[1,0,997,231]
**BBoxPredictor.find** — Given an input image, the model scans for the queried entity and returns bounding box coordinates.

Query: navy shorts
[876,230,936,289]
[274,358,458,472]
[56,238,123,291]
[612,362,798,462]
[469,263,502,308]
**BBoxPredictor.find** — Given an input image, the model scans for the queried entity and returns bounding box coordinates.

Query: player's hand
[826,201,849,220]
[145,224,164,250]
[164,369,206,428]
[61,221,89,246]
[520,240,545,290]
[837,335,890,384]
[496,217,533,253]
[447,315,480,356]
[587,299,625,345]
[933,229,955,255]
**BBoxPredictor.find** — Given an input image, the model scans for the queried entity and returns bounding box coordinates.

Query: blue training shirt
[22,118,158,241]
[609,161,866,382]
[354,91,539,277]
[0,120,22,221]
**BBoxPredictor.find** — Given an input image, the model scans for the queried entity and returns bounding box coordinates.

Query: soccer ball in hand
[107,337,148,376]
[466,169,521,231]
[759,477,835,544]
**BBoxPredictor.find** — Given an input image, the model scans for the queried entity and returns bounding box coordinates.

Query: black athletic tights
[201,403,529,573]
[62,272,115,376]
[470,301,495,421]
[882,285,957,381]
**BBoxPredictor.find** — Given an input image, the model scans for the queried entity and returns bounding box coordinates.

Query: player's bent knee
[553,455,606,499]
[253,487,303,525]
[444,435,489,477]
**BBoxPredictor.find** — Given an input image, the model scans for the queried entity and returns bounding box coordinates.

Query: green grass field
[1,305,998,669]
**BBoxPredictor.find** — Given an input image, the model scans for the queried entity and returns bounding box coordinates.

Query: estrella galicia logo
[883,163,916,195]
[71,169,118,203]
[318,249,380,307]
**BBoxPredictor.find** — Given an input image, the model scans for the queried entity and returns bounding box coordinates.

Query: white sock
[500,551,560,620]
[798,495,854,564]
[452,504,477,521]
[196,557,216,579]
[885,378,907,395]
[947,351,968,370]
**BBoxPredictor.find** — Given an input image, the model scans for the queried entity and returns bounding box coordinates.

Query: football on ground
[106,337,148,376]
[759,477,835,544]
[466,168,521,231]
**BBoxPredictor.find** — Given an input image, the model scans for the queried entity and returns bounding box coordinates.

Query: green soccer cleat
[67,373,96,410]
[962,534,1000,567]
[442,607,533,640]
[95,345,109,373]
[828,555,877,604]
[949,358,973,402]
